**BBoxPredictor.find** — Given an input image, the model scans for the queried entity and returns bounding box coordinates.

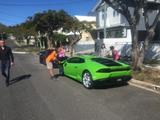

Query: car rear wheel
[82,71,93,89]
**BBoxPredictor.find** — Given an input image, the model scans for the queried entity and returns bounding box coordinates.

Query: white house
[92,0,132,56]
[92,0,160,60]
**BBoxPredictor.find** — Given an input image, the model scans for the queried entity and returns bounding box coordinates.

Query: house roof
[147,0,160,3]
[92,0,160,12]
[91,0,103,12]
[75,15,96,22]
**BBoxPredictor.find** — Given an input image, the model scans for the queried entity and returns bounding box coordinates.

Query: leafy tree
[63,17,93,56]
[0,23,7,33]
[33,10,69,48]
[104,0,160,70]
[51,33,67,47]
[5,9,94,54]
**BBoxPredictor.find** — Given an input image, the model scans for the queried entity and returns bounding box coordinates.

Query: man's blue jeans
[1,61,11,83]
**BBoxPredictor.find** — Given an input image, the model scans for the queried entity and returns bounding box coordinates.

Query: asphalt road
[0,41,160,120]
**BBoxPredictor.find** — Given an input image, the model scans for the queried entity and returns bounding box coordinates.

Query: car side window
[67,57,85,64]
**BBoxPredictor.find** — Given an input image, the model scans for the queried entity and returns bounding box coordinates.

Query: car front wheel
[82,71,93,89]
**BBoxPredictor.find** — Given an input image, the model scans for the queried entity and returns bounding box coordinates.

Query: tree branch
[143,9,150,30]
[150,8,160,30]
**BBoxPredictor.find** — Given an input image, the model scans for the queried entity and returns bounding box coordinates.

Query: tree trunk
[68,33,82,57]
[46,35,52,49]
[26,37,30,45]
[131,25,142,71]
[70,45,74,57]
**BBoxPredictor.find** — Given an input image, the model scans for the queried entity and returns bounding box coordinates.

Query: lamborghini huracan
[62,55,132,89]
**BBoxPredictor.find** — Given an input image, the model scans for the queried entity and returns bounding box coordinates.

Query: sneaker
[50,76,57,80]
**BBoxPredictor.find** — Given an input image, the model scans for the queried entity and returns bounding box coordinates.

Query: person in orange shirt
[46,48,57,80]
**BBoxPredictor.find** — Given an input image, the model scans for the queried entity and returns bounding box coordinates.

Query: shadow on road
[54,74,64,78]
[9,74,32,85]
[64,75,129,90]
[94,82,129,90]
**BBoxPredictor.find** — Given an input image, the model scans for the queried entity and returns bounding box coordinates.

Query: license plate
[117,78,122,82]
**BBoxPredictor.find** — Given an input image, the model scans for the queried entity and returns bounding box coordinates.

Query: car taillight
[97,68,111,73]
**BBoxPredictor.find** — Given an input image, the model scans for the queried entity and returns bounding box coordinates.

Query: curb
[12,51,29,54]
[128,79,160,95]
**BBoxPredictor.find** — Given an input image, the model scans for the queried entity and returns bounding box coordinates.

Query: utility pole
[103,2,107,39]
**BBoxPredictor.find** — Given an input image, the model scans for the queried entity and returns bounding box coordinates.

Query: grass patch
[132,68,160,85]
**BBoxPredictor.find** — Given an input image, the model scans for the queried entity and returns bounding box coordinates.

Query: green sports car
[62,55,132,89]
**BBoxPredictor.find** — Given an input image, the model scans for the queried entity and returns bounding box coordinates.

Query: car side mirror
[64,63,67,67]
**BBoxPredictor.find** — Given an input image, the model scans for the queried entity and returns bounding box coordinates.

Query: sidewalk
[128,79,160,95]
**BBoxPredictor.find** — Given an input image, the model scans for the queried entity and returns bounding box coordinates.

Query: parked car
[39,50,68,68]
[62,55,131,89]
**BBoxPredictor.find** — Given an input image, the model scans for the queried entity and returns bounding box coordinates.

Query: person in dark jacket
[0,40,14,86]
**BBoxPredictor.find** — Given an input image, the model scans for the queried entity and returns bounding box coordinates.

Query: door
[64,57,85,79]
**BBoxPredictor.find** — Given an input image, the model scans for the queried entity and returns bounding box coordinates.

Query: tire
[82,71,93,89]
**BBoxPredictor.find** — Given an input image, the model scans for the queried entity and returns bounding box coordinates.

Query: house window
[113,10,116,17]
[102,10,104,20]
[113,10,119,17]
[100,31,104,39]
[117,12,119,16]
[86,36,90,41]
[106,27,127,38]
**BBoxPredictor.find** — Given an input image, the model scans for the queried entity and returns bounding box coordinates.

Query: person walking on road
[0,40,14,86]
[46,48,57,80]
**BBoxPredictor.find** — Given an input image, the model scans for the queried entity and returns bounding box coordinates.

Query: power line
[0,0,91,7]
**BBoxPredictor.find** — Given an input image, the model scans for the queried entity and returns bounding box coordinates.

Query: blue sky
[0,0,97,26]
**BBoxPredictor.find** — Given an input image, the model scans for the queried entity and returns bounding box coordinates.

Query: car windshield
[91,58,122,66]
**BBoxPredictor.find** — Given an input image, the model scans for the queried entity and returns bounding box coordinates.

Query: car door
[64,57,85,79]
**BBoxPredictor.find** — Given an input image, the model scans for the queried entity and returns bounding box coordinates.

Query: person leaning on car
[110,46,120,61]
[46,48,57,80]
